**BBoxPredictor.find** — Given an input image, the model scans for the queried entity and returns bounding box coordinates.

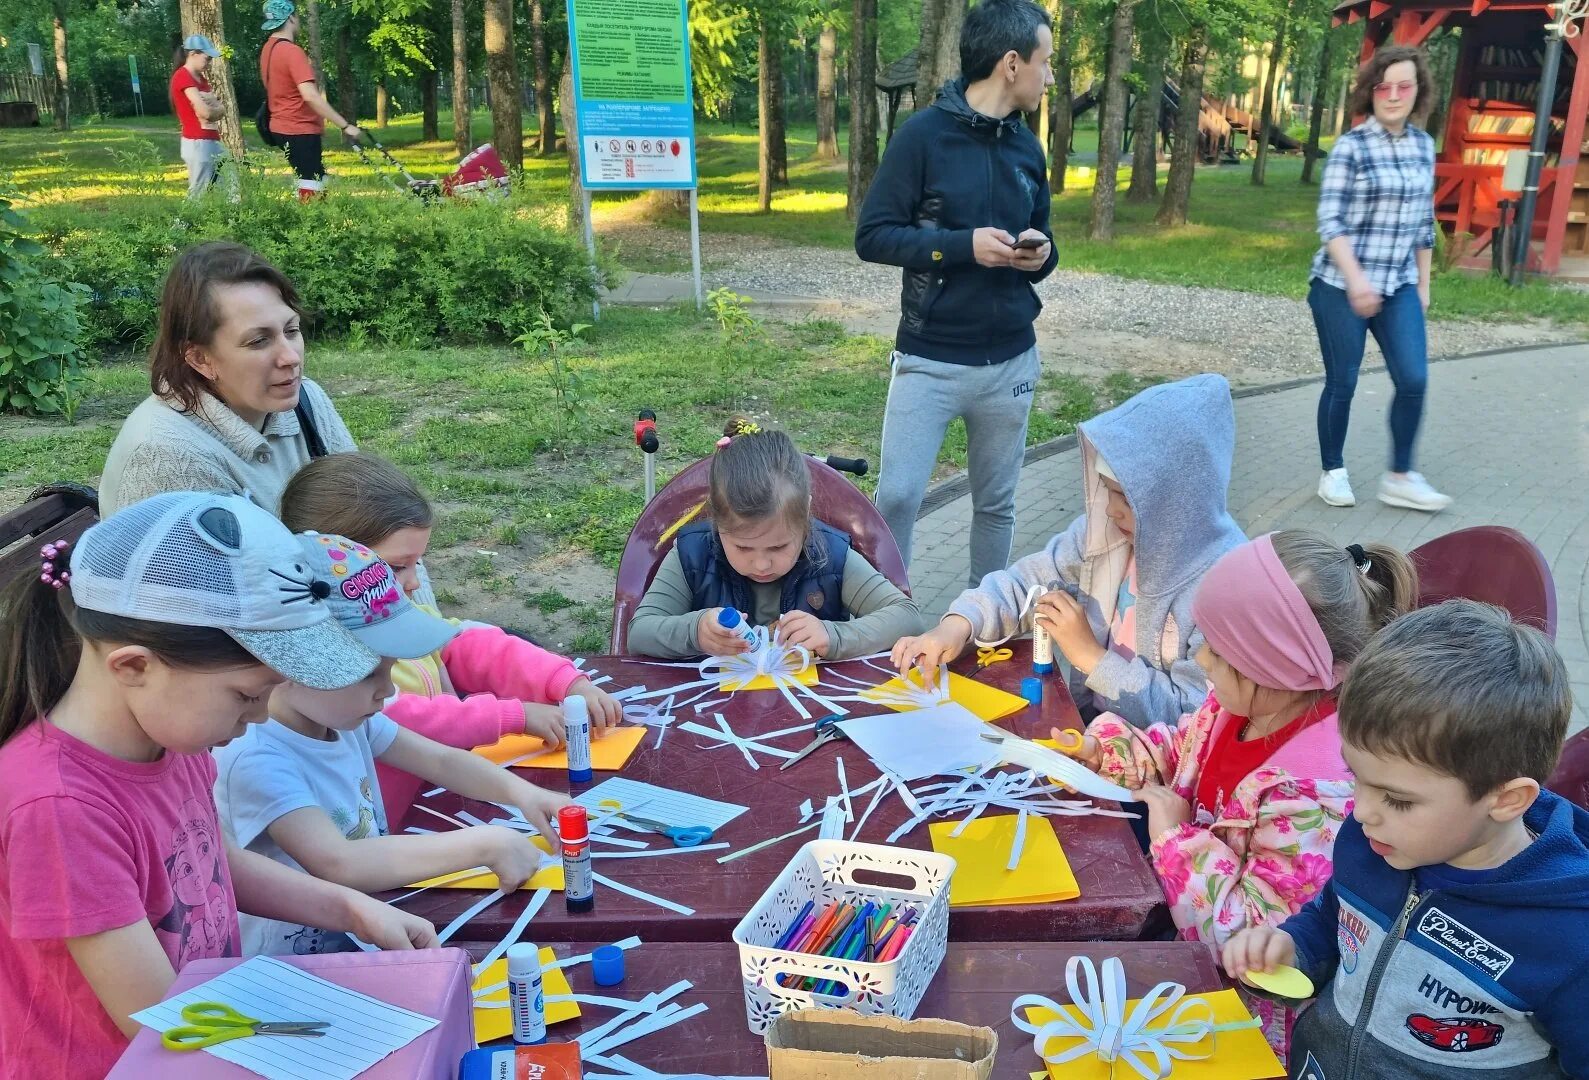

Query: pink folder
[109,947,475,1080]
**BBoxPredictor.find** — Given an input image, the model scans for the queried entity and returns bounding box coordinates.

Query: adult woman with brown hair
[1310,45,1450,513]
[99,241,356,515]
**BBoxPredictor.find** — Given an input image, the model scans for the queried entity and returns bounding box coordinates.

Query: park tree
[483,0,521,166]
[305,0,326,80]
[180,0,245,154]
[450,0,469,156]
[337,16,358,143]
[815,20,839,159]
[914,0,966,109]
[49,0,69,130]
[1156,20,1208,224]
[1125,17,1169,202]
[1300,21,1336,184]
[1048,0,1074,191]
[1087,0,1138,240]
[528,0,554,154]
[1251,0,1301,185]
[758,12,788,210]
[846,0,879,218]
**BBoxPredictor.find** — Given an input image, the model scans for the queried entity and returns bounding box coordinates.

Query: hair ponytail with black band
[1269,530,1420,673]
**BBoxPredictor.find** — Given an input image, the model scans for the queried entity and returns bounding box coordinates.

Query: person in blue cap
[259,0,363,199]
[170,34,225,196]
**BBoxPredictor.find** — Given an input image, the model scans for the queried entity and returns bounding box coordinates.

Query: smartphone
[1012,236,1047,250]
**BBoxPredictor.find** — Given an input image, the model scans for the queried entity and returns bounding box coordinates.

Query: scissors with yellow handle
[161,1001,329,1052]
[976,645,1013,669]
[1046,728,1086,756]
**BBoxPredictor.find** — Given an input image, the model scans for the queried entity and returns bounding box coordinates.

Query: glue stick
[506,942,547,1045]
[561,695,592,784]
[559,805,594,914]
[1032,581,1057,675]
[716,607,760,650]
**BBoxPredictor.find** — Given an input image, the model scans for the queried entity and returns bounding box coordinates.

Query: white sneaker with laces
[1378,472,1452,512]
[1317,469,1356,507]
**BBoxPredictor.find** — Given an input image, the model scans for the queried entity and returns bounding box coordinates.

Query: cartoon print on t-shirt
[156,798,238,963]
[328,776,378,840]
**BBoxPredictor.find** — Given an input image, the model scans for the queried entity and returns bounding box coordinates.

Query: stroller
[354,137,510,201]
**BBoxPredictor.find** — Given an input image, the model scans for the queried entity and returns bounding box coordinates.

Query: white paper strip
[413,804,470,829]
[715,822,820,864]
[590,834,652,850]
[471,887,552,977]
[592,872,695,916]
[593,843,730,858]
[545,936,644,972]
[436,888,505,944]
[818,797,846,840]
[1007,808,1029,871]
[585,1002,709,1058]
[546,992,662,1011]
[384,864,493,905]
[577,981,692,1056]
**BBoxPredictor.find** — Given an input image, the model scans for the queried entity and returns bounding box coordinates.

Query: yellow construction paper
[863,671,1029,722]
[472,946,581,1043]
[475,724,646,771]
[721,663,821,692]
[1243,965,1314,1000]
[408,835,564,891]
[928,814,1079,907]
[1024,989,1284,1080]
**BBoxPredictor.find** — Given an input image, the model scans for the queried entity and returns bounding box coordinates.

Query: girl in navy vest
[625,420,925,660]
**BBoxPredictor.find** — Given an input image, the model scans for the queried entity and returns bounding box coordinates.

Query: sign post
[128,55,143,116]
[565,0,701,313]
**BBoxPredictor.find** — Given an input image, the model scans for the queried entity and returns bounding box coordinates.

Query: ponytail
[1271,530,1421,670]
[1356,542,1420,632]
[0,573,83,749]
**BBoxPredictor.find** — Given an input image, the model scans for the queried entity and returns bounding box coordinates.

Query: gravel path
[613,225,1585,386]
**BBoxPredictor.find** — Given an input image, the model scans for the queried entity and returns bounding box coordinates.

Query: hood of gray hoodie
[1077,373,1246,601]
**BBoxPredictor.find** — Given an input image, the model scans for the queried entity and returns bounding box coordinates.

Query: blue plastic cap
[716,607,742,628]
[1020,677,1043,704]
[1032,662,1055,675]
[592,944,626,986]
[568,767,593,784]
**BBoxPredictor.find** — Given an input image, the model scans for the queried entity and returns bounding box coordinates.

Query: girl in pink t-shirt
[0,492,438,1079]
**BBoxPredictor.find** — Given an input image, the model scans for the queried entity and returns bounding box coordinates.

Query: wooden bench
[0,485,100,594]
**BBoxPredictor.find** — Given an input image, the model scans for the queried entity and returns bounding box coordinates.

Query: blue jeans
[1309,278,1428,474]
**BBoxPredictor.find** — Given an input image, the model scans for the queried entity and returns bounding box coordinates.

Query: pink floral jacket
[1087,691,1354,949]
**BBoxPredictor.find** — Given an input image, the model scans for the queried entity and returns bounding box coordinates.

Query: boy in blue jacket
[1225,600,1589,1079]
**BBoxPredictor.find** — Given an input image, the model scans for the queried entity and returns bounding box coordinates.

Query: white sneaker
[1318,469,1356,507]
[1378,472,1452,512]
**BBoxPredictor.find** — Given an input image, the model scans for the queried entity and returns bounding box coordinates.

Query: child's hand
[892,616,972,680]
[566,676,622,736]
[507,781,566,848]
[1034,591,1106,674]
[1223,926,1297,983]
[776,611,831,656]
[1053,727,1103,770]
[523,703,565,747]
[1139,783,1192,837]
[346,893,440,950]
[698,608,751,656]
[478,824,553,891]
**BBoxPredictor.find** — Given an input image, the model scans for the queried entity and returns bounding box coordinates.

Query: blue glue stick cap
[716,607,742,629]
[1032,661,1055,675]
[1020,677,1043,705]
[592,944,625,986]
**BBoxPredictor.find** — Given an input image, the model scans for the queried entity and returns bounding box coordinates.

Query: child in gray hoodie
[892,373,1245,728]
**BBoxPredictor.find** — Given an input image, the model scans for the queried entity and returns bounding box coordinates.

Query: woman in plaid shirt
[1309,46,1450,513]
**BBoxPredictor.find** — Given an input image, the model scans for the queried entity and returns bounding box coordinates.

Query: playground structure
[1334,0,1589,276]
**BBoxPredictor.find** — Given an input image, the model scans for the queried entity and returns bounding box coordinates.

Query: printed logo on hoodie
[1417,908,1516,978]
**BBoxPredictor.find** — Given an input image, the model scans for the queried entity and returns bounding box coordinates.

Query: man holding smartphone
[856,0,1057,589]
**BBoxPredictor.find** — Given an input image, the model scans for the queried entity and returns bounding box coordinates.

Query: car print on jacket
[1405,1014,1505,1053]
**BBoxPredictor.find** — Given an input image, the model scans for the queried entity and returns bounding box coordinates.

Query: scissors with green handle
[161,1002,330,1052]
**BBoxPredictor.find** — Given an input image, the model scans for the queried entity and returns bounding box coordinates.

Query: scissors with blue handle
[779,714,846,771]
[161,1001,329,1052]
[613,811,714,847]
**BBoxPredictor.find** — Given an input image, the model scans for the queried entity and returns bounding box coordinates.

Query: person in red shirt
[259,0,362,199]
[170,34,224,197]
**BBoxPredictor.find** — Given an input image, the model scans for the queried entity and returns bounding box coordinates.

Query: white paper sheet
[835,701,1002,781]
[129,956,439,1080]
[574,778,748,832]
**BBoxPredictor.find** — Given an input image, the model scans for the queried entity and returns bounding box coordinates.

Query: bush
[0,186,90,417]
[33,175,603,351]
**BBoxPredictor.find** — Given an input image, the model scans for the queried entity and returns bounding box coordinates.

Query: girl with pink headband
[1070,529,1417,1056]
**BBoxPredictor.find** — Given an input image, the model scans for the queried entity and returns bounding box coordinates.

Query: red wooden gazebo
[1333,0,1589,274]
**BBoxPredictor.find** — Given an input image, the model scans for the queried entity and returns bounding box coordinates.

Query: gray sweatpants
[875,345,1039,587]
[180,137,223,197]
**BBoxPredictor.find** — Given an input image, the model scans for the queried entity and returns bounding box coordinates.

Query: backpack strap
[295,397,328,459]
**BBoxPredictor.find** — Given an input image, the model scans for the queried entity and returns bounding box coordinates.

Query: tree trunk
[560,64,585,233]
[815,23,838,160]
[847,0,879,219]
[1050,0,1073,191]
[336,21,356,145]
[1332,65,1348,135]
[1156,22,1208,225]
[376,82,389,127]
[422,67,439,140]
[1087,0,1138,240]
[1126,36,1167,202]
[1301,28,1332,184]
[915,0,965,110]
[51,0,69,131]
[1251,1,1294,186]
[485,0,522,167]
[530,0,554,155]
[757,25,789,209]
[180,0,244,155]
[305,0,325,83]
[451,0,470,157]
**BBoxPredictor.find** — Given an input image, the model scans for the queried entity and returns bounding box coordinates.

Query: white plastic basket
[731,840,955,1034]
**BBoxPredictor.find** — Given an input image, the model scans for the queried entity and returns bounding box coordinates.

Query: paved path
[904,343,1589,735]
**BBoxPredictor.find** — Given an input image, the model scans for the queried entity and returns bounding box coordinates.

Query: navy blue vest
[673,521,850,622]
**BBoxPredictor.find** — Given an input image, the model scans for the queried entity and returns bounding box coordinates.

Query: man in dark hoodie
[1225,601,1589,1079]
[855,0,1057,589]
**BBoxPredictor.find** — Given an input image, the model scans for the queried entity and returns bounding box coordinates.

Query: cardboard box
[765,1009,997,1080]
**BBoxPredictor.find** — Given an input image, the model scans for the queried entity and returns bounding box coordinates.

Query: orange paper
[475,724,646,771]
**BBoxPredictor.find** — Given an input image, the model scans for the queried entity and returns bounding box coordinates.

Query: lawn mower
[353,136,510,201]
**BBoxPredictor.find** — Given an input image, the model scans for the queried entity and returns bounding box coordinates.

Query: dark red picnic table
[396,645,1168,944]
[458,938,1230,1078]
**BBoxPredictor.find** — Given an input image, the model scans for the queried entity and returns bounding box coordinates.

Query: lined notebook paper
[130,956,439,1080]
[574,777,748,831]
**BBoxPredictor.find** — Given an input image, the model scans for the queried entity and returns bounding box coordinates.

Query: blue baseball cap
[183,34,221,57]
[261,0,296,30]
